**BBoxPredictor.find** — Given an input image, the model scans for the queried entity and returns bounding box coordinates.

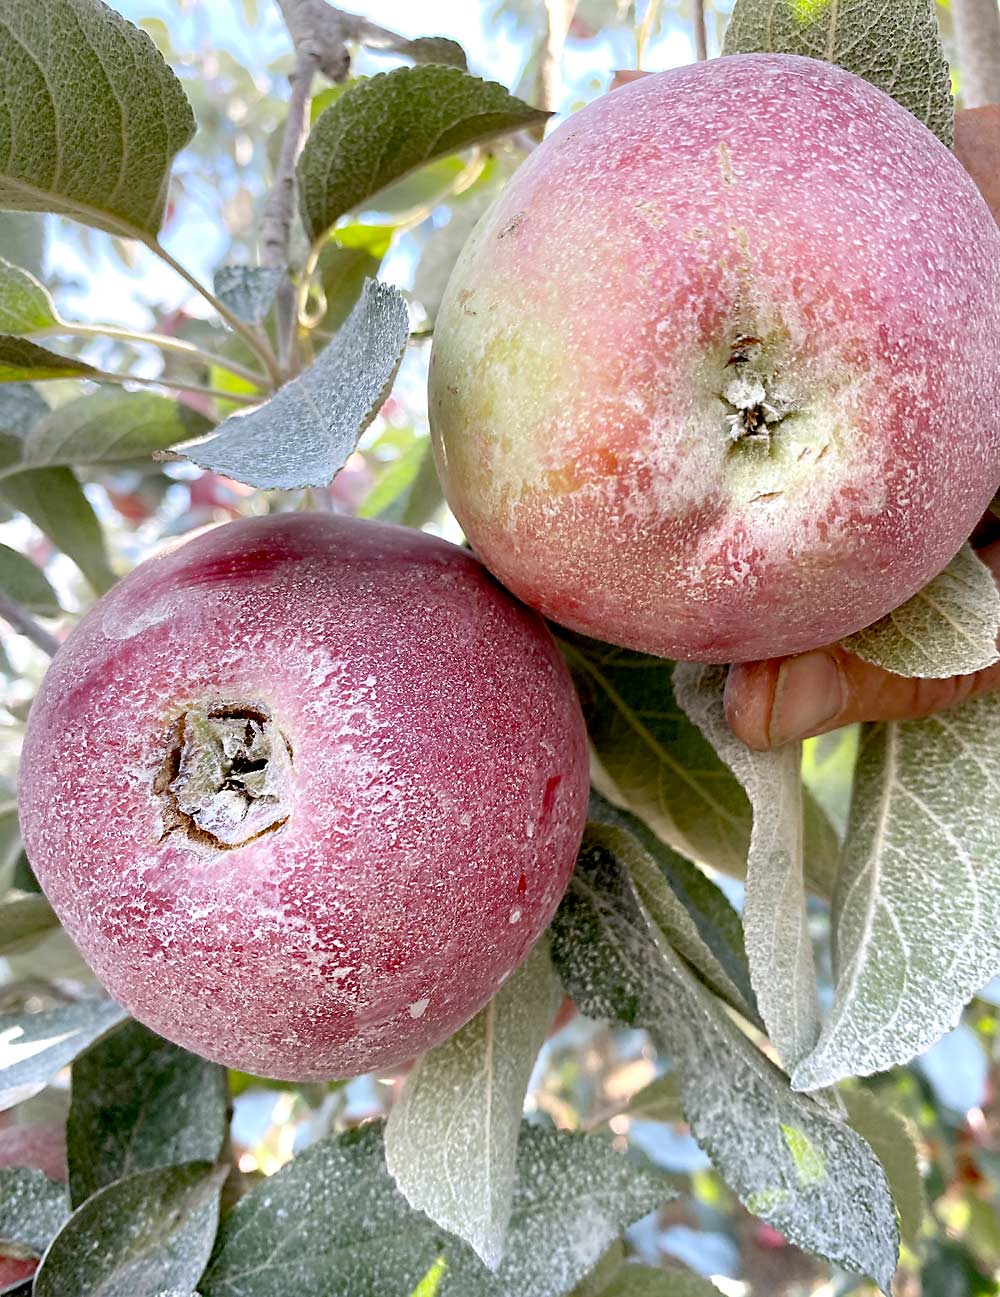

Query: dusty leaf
[551,839,899,1293]
[673,663,820,1070]
[436,1125,675,1297]
[842,544,1000,677]
[184,280,408,489]
[68,1020,228,1206]
[200,1123,444,1297]
[385,941,562,1268]
[33,1163,226,1297]
[587,792,758,1025]
[0,1167,68,1254]
[0,1000,129,1111]
[793,694,1000,1090]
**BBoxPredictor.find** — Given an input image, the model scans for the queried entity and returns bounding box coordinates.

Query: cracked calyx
[155,703,293,851]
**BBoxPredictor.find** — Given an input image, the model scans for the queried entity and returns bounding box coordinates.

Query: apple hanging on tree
[430,53,1000,663]
[18,514,589,1079]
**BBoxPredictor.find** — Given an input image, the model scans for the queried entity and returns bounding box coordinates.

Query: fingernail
[768,649,848,746]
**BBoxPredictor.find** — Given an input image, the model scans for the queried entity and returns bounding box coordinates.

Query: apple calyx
[721,335,793,444]
[154,703,293,851]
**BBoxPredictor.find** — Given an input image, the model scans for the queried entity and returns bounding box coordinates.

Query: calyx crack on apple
[155,703,293,851]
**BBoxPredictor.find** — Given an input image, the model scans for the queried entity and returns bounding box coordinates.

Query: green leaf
[436,1125,675,1297]
[0,337,98,382]
[67,1020,228,1207]
[0,545,59,616]
[184,279,408,489]
[595,1266,723,1296]
[586,793,758,1025]
[199,1123,444,1297]
[15,392,213,474]
[0,1167,68,1255]
[722,0,953,146]
[0,259,58,335]
[559,635,752,877]
[842,544,1000,678]
[298,66,548,242]
[550,839,899,1293]
[620,1074,684,1126]
[841,1086,926,1249]
[792,693,1000,1090]
[366,156,468,218]
[0,381,48,435]
[212,267,282,326]
[0,894,59,955]
[0,795,24,894]
[0,465,116,594]
[411,1258,447,1297]
[412,152,522,324]
[568,1240,625,1297]
[357,438,432,522]
[0,0,197,237]
[561,635,838,897]
[673,664,819,1070]
[315,225,393,334]
[32,1162,227,1297]
[0,1001,129,1111]
[394,36,468,69]
[384,941,563,1268]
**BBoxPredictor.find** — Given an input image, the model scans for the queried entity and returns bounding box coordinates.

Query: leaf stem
[37,322,267,389]
[0,590,60,657]
[93,370,258,407]
[142,235,282,385]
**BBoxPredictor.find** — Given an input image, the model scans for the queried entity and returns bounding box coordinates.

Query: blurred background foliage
[0,2,993,1295]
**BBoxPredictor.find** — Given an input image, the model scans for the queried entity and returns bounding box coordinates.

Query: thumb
[724,540,1000,750]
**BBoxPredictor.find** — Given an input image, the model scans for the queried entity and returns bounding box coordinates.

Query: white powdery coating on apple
[430,53,1000,662]
[18,515,589,1079]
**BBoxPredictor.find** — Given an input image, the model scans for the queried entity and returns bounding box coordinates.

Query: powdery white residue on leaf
[436,1125,674,1297]
[794,691,1000,1090]
[549,845,898,1293]
[184,280,409,490]
[842,543,1000,678]
[673,663,819,1071]
[385,940,563,1269]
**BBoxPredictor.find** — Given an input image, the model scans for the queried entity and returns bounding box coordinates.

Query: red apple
[429,54,1000,662]
[18,514,588,1079]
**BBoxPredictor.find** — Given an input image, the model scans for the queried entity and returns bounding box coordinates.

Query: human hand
[724,537,1000,749]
